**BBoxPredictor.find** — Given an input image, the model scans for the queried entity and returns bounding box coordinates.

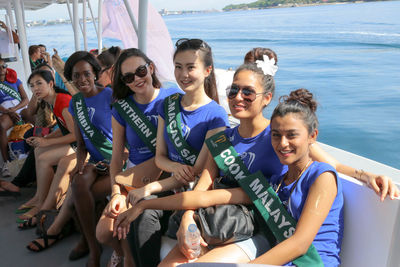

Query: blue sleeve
[68,102,74,116]
[208,104,230,130]
[308,162,338,187]
[111,106,126,127]
[16,79,22,87]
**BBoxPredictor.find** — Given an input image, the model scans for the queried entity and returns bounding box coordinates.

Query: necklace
[275,158,313,198]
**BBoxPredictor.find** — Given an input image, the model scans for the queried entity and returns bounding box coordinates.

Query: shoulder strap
[206,132,323,267]
[164,93,198,166]
[72,93,113,160]
[112,96,157,154]
[0,81,21,101]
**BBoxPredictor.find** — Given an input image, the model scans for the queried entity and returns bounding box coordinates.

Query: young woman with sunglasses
[96,46,121,88]
[0,57,29,178]
[95,48,182,267]
[112,39,229,266]
[114,47,398,266]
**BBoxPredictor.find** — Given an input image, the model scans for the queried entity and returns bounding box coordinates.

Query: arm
[51,51,78,95]
[69,118,87,178]
[21,95,39,124]
[251,171,338,265]
[310,143,399,201]
[0,21,19,44]
[155,116,195,184]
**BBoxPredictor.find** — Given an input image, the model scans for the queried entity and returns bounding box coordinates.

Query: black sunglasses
[226,85,265,102]
[175,38,209,49]
[0,64,8,69]
[121,63,149,84]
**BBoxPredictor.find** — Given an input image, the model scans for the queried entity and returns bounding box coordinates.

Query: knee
[96,216,114,245]
[71,174,89,194]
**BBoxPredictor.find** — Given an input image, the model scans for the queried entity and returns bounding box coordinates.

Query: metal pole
[122,0,138,35]
[82,0,87,51]
[73,0,80,51]
[97,0,102,51]
[87,0,98,37]
[138,0,148,53]
[6,2,15,31]
[13,0,30,79]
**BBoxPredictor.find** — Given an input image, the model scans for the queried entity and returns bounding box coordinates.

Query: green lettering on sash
[112,97,157,154]
[164,93,198,166]
[0,81,22,102]
[72,93,112,160]
[206,131,323,267]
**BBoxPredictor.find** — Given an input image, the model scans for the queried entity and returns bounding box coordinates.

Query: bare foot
[0,180,20,193]
[19,205,40,220]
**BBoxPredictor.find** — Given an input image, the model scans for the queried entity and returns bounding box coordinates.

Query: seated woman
[95,48,182,267]
[16,70,75,224]
[0,56,29,178]
[114,49,399,266]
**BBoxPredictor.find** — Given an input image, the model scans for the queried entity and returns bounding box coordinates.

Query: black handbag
[193,176,256,246]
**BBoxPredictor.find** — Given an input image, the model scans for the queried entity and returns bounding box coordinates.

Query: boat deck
[0,184,112,267]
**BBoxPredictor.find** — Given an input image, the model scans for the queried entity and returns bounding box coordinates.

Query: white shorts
[1,99,23,114]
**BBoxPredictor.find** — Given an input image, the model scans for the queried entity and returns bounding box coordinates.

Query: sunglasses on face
[226,85,265,102]
[0,64,8,69]
[175,38,209,49]
[121,63,149,84]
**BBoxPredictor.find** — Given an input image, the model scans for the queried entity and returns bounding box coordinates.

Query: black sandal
[18,217,37,230]
[26,231,64,252]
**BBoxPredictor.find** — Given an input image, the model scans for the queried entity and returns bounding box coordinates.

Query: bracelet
[110,192,121,199]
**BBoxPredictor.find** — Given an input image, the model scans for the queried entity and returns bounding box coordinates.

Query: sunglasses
[175,38,209,49]
[121,63,149,84]
[0,64,8,69]
[226,85,265,102]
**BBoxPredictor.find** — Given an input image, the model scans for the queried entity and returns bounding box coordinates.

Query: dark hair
[112,48,161,100]
[64,51,101,81]
[173,39,218,103]
[35,62,53,72]
[27,70,70,95]
[97,46,121,69]
[234,63,275,98]
[38,44,46,50]
[28,45,40,56]
[271,88,319,134]
[244,47,278,65]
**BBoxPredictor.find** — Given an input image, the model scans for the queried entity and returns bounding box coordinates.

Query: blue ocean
[26,1,400,169]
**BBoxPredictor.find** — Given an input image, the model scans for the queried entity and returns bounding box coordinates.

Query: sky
[1,0,254,21]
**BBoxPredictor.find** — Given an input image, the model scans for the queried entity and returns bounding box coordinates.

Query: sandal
[16,213,34,224]
[18,217,37,230]
[26,230,64,252]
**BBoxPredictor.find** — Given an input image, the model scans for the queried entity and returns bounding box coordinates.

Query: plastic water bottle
[186,224,201,258]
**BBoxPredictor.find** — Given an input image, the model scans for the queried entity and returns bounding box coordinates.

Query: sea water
[25,1,400,169]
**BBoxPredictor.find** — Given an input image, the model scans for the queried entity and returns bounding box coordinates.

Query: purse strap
[72,92,113,161]
[112,96,157,154]
[206,131,323,267]
[164,93,198,166]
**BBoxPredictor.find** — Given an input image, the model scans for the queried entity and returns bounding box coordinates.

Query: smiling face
[271,113,317,166]
[228,70,272,120]
[28,75,53,100]
[71,60,96,95]
[120,56,153,95]
[174,50,211,93]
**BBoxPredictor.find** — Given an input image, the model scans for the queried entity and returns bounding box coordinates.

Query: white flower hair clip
[255,55,278,76]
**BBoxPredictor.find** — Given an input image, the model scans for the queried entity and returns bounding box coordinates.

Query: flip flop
[15,204,34,214]
[16,213,34,224]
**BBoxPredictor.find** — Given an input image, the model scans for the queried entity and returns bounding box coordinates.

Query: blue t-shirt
[158,94,230,164]
[69,87,113,162]
[270,161,344,267]
[220,125,287,183]
[0,79,21,103]
[112,87,182,165]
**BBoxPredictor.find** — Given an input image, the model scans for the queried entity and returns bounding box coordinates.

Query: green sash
[0,81,21,102]
[206,131,323,267]
[112,96,157,154]
[72,93,113,160]
[164,93,198,166]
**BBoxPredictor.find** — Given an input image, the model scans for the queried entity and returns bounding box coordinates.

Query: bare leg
[20,144,74,219]
[72,164,111,267]
[0,114,13,162]
[196,243,249,263]
[158,245,191,267]
[40,153,77,210]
